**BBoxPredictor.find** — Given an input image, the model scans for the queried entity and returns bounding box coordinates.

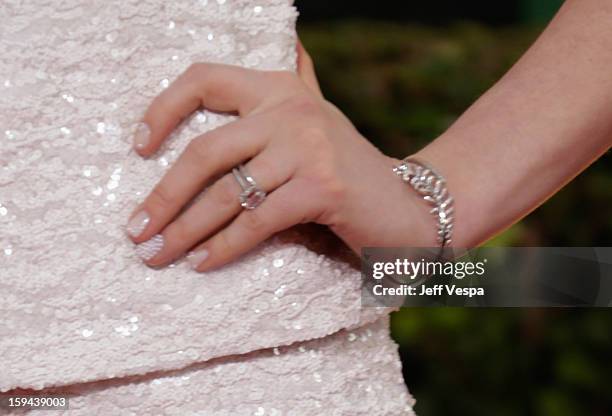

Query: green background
[298,1,611,415]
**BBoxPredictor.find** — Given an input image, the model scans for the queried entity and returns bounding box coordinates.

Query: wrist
[413,139,493,248]
[369,155,444,249]
[330,154,441,251]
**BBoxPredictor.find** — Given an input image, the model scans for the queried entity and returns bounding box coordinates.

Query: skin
[128,0,611,271]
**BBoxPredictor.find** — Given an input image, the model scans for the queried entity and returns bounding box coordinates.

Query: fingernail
[127,210,150,237]
[133,122,150,150]
[187,249,209,270]
[136,234,164,261]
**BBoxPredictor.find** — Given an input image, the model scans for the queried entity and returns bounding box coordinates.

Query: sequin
[114,325,132,336]
[274,285,286,297]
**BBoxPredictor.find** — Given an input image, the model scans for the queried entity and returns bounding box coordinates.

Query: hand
[127,42,433,271]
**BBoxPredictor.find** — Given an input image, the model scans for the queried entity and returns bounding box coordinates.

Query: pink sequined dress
[0,0,416,414]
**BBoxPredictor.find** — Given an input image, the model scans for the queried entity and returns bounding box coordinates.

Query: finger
[188,180,318,272]
[135,149,295,266]
[296,38,322,97]
[134,63,273,156]
[127,113,275,244]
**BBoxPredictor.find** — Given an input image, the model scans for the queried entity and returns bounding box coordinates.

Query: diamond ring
[232,164,266,210]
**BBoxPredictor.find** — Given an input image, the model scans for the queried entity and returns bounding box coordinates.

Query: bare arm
[416,0,612,247]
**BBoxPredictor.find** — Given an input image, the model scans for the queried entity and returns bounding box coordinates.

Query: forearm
[416,0,612,247]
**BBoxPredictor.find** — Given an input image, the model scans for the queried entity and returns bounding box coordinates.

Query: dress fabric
[0,0,415,414]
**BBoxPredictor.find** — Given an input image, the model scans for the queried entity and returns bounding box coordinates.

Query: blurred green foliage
[299,21,612,415]
[391,308,611,416]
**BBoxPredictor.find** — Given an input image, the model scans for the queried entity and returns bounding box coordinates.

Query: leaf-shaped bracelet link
[393,157,454,247]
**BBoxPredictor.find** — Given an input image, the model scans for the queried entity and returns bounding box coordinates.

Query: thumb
[296,38,323,97]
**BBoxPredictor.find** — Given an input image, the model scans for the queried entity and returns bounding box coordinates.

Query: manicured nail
[136,234,164,261]
[187,249,209,270]
[133,122,150,150]
[126,210,150,237]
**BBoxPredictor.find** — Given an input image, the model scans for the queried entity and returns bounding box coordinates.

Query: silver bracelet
[393,157,454,247]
